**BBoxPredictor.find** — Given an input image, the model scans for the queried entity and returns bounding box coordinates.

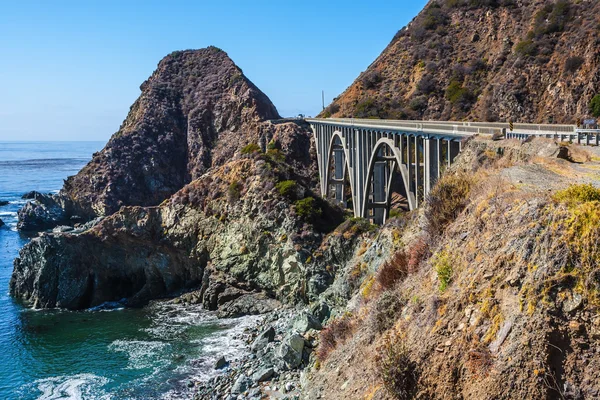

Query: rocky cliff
[301,138,600,399]
[11,120,349,309]
[18,46,283,230]
[322,0,600,123]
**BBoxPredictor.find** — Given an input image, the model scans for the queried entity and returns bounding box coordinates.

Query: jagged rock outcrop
[18,46,283,230]
[11,130,344,309]
[323,0,600,123]
[17,192,73,231]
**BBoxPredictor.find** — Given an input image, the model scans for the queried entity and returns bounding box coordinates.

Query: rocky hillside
[18,47,287,230]
[301,138,600,399]
[322,0,600,123]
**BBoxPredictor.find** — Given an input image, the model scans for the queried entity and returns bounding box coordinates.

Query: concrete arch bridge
[307,118,591,225]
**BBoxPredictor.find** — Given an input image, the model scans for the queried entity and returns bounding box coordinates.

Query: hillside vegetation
[322,0,600,123]
[303,138,600,399]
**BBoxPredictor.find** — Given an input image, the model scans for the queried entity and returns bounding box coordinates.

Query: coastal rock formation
[323,0,600,123]
[18,46,283,230]
[17,192,72,231]
[11,133,344,308]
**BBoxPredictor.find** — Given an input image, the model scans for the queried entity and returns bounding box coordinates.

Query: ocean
[0,142,254,399]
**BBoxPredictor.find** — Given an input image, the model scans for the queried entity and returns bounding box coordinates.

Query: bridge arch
[361,138,416,224]
[323,131,355,209]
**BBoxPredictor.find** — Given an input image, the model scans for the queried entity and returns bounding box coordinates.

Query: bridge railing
[307,118,579,137]
[307,118,506,137]
[307,118,600,145]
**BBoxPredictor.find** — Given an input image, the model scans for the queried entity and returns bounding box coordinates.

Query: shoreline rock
[192,307,313,400]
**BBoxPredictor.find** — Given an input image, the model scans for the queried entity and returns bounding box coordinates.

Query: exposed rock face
[18,46,282,230]
[302,138,600,399]
[11,206,202,309]
[323,0,600,123]
[17,193,72,231]
[11,135,343,309]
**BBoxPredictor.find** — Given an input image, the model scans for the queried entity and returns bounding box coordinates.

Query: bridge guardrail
[307,118,583,138]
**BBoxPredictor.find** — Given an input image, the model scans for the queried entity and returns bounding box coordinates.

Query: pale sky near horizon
[0,0,428,141]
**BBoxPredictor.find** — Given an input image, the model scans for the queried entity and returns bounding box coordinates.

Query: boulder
[292,312,322,333]
[0,218,4,227]
[310,301,331,323]
[21,191,41,200]
[217,293,281,318]
[276,333,305,370]
[0,200,9,206]
[17,193,70,231]
[214,356,228,369]
[10,207,204,309]
[231,375,252,394]
[251,366,274,383]
[251,326,276,353]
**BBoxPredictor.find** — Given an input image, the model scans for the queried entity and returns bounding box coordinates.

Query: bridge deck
[306,118,584,137]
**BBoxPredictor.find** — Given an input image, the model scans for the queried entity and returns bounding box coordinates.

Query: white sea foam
[109,340,171,370]
[8,199,27,205]
[0,211,17,217]
[188,314,263,382]
[27,373,111,400]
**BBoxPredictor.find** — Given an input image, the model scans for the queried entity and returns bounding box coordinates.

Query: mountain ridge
[322,0,600,124]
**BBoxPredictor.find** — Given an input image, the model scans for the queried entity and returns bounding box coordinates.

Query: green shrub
[354,98,380,118]
[445,80,474,110]
[266,148,285,162]
[376,334,417,399]
[267,139,278,150]
[434,250,453,292]
[294,197,322,220]
[388,208,404,219]
[228,181,241,202]
[532,0,570,37]
[564,56,584,74]
[422,4,449,30]
[553,184,600,207]
[374,291,404,333]
[276,180,297,198]
[362,70,383,89]
[590,94,600,118]
[514,39,537,57]
[241,143,261,154]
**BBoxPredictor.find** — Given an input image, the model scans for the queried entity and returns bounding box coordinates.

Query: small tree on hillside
[590,94,600,118]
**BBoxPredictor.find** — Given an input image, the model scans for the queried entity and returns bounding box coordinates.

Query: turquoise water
[0,142,252,399]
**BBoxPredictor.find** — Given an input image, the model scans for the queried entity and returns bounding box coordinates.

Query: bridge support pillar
[333,148,345,206]
[372,160,386,225]
[414,136,421,207]
[424,138,440,196]
[449,140,460,165]
[407,135,414,199]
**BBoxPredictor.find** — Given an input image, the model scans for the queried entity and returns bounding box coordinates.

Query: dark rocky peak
[19,47,287,230]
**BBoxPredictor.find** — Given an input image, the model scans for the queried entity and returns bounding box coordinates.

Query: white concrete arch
[361,138,416,223]
[323,130,355,208]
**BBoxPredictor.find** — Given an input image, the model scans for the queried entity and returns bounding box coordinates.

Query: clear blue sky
[0,0,428,141]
